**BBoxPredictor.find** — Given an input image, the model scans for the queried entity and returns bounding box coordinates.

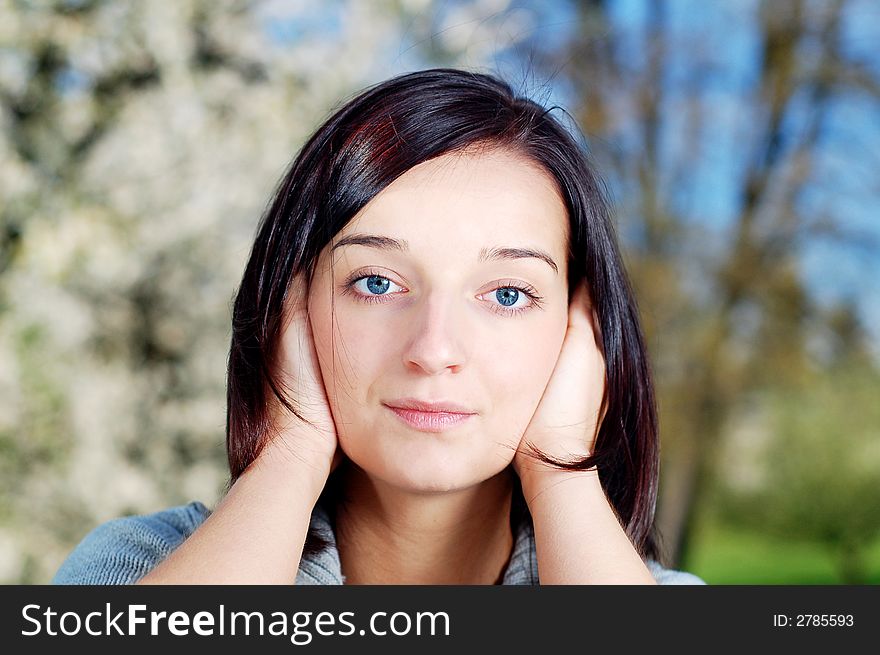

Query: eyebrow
[330,233,559,274]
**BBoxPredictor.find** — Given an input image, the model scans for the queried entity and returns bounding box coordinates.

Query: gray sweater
[52,500,707,585]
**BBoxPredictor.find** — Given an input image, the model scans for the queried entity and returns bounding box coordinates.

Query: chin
[360,453,511,495]
[378,459,473,494]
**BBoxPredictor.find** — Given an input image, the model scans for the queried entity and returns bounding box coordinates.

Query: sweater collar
[294,499,539,585]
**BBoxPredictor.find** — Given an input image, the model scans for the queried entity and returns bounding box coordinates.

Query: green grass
[686,521,880,585]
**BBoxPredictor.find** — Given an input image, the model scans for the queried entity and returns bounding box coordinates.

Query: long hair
[226,68,662,562]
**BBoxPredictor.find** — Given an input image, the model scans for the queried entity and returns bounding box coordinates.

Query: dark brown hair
[226,68,662,563]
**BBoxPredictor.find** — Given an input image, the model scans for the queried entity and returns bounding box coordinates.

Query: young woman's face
[307,148,570,492]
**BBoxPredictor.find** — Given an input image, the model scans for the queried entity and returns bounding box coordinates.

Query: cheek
[308,297,391,404]
[481,318,566,441]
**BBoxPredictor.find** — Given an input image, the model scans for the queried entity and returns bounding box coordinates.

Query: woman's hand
[139,274,343,584]
[509,281,656,583]
[263,272,345,478]
[512,280,606,482]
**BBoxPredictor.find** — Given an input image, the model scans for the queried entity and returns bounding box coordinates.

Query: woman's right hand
[137,272,341,584]
[262,271,343,479]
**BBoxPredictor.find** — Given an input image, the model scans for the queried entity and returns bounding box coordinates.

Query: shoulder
[646,559,708,585]
[51,501,211,585]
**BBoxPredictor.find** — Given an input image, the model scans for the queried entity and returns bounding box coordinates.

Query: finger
[569,280,605,358]
[288,272,309,315]
[567,280,593,330]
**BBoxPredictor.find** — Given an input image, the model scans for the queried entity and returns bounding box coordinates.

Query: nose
[402,294,468,375]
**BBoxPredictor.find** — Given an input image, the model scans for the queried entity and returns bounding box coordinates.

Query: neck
[334,465,515,585]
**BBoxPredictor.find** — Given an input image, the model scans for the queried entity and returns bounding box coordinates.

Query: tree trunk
[836,538,867,584]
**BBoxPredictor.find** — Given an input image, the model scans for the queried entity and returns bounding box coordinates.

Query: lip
[384,398,476,414]
[385,406,475,433]
[383,398,477,434]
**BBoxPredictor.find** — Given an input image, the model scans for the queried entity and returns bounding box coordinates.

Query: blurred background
[1,0,878,585]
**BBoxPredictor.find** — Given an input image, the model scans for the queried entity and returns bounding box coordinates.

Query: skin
[306,146,571,584]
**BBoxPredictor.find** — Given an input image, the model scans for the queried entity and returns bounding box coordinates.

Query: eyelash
[340,269,545,317]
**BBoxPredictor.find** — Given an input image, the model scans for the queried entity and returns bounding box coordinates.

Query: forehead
[336,148,568,258]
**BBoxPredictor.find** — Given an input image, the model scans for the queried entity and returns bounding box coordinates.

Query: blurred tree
[521,0,880,567]
[716,313,880,582]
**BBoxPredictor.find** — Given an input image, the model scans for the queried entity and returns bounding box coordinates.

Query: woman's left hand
[512,280,606,481]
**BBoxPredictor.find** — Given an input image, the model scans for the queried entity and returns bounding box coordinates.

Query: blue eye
[346,274,404,302]
[342,271,543,316]
[363,275,391,295]
[495,287,520,307]
[352,275,397,296]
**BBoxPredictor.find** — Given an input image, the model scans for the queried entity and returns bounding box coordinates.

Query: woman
[53,68,705,585]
